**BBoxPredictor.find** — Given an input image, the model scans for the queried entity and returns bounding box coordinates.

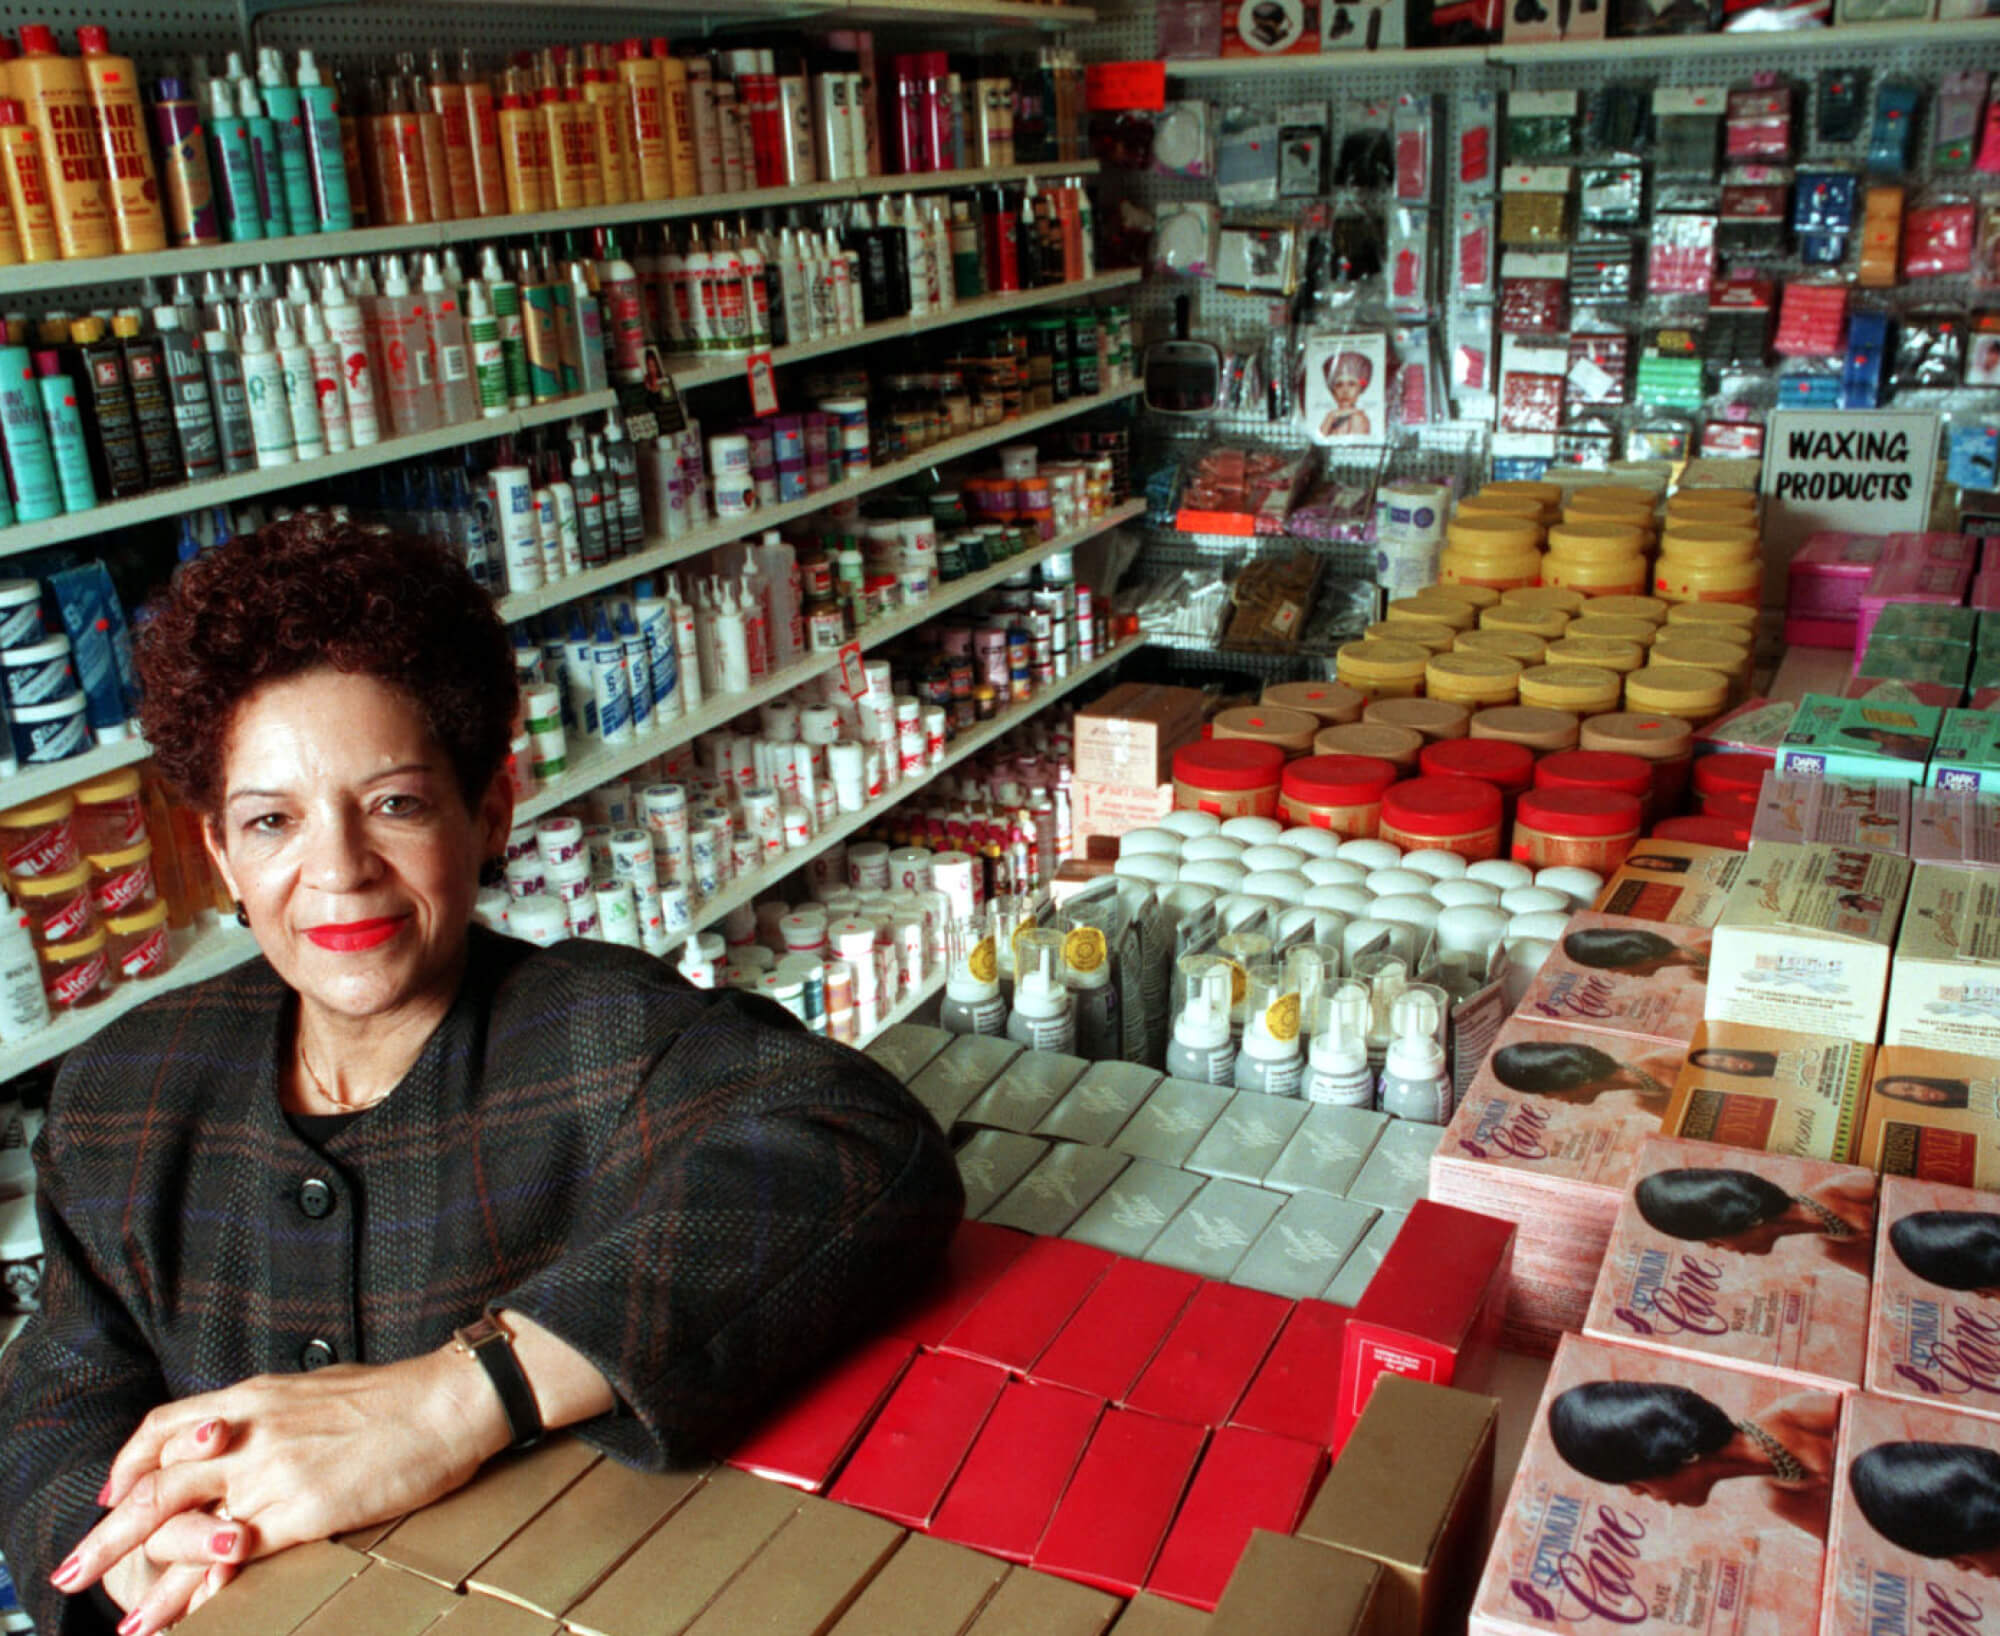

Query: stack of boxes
[1069,685,1207,861]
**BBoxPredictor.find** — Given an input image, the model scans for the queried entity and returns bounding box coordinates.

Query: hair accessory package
[1869,1174,2000,1422]
[1819,1392,2000,1636]
[1515,911,1711,1048]
[1473,1332,1836,1636]
[1585,1135,1876,1390]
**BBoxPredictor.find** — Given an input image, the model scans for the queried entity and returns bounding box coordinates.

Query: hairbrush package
[1277,101,1329,196]
[1500,347,1567,433]
[1501,165,1573,246]
[1891,308,1967,393]
[1455,199,1496,296]
[1388,207,1434,316]
[1569,331,1632,406]
[1583,84,1649,156]
[1646,213,1717,295]
[1935,69,1988,170]
[1508,91,1578,161]
[1217,105,1282,206]
[1579,165,1645,231]
[1724,86,1794,164]
[1571,240,1637,307]
[1651,86,1727,179]
[1499,254,1570,335]
[1335,99,1393,188]
[1867,82,1921,177]
[1460,88,1498,195]
[1717,170,1791,259]
[1793,170,1858,265]
[1389,323,1441,426]
[1454,305,1496,400]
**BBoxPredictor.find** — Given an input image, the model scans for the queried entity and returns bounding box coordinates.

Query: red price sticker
[1084,60,1165,113]
[746,350,779,417]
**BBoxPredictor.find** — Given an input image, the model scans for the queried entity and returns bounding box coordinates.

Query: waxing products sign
[1762,411,1941,567]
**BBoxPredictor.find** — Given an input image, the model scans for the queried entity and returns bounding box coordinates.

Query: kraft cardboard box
[725,1335,915,1491]
[369,1440,598,1589]
[1074,781,1177,856]
[929,1379,1105,1563]
[1031,1408,1211,1597]
[962,1565,1122,1636]
[1073,683,1207,790]
[1776,692,1944,785]
[1663,1021,1873,1164]
[287,1561,457,1636]
[1884,863,2000,1056]
[827,1352,1009,1529]
[1031,1256,1203,1403]
[1591,839,1747,927]
[1858,1043,2000,1190]
[1706,842,1912,1041]
[1110,1594,1213,1635]
[679,1496,902,1636]
[825,1535,1009,1636]
[1867,1173,2000,1422]
[425,1590,556,1636]
[1206,1531,1386,1636]
[1146,1427,1327,1611]
[1749,774,1911,854]
[1338,1200,1514,1447]
[1230,1299,1350,1447]
[1298,1376,1497,1636]
[177,1543,370,1636]
[1126,1280,1292,1427]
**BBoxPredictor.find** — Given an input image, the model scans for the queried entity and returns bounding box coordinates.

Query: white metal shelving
[514,497,1145,823]
[248,0,1093,30]
[0,162,1101,303]
[0,392,616,562]
[495,383,1143,625]
[0,736,154,815]
[686,633,1141,934]
[853,968,946,1048]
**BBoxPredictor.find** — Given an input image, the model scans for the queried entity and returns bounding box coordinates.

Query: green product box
[1859,636,1970,688]
[1775,692,1945,784]
[1927,707,2000,792]
[1870,602,1979,648]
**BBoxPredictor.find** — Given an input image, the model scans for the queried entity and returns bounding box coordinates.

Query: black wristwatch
[453,1314,544,1451]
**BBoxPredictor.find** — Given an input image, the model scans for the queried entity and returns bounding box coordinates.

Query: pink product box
[1788,531,1888,617]
[1783,613,1859,651]
[1973,570,2000,612]
[1472,1333,1836,1636]
[1854,558,1974,658]
[1583,1134,1876,1391]
[1513,912,1711,1050]
[1866,1173,2000,1421]
[1883,530,1979,567]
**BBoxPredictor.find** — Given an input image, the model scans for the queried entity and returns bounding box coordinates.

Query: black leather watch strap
[454,1314,544,1450]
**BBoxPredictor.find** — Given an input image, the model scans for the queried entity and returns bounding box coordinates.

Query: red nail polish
[50,1555,80,1587]
[117,1613,140,1635]
[196,1420,218,1443]
[211,1532,237,1555]
[96,1482,110,1505]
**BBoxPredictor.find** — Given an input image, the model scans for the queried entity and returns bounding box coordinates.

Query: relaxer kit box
[1705,842,1912,1041]
[1858,1043,2000,1191]
[1663,1021,1873,1164]
[1867,1173,2000,1423]
[1883,862,2000,1057]
[1774,692,1944,785]
[1926,704,2000,791]
[1591,839,1749,928]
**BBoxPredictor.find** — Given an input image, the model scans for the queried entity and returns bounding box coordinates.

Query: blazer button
[298,1178,335,1219]
[299,1338,337,1371]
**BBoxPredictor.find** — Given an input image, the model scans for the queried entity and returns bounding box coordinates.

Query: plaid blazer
[0,928,962,1636]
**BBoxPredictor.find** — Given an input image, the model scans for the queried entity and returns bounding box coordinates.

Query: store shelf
[664,269,1144,392]
[514,497,1145,823]
[0,392,616,562]
[494,382,1143,625]
[0,736,153,814]
[854,968,946,1049]
[0,923,260,1081]
[689,633,1142,933]
[247,0,1091,28]
[0,163,1101,302]
[1163,44,1491,75]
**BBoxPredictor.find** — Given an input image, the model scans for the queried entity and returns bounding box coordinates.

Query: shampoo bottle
[458,50,504,218]
[298,299,349,454]
[0,343,63,520]
[652,41,699,198]
[317,265,379,447]
[424,252,476,426]
[0,892,51,1045]
[206,75,261,241]
[114,311,182,486]
[1006,928,1075,1053]
[479,245,529,407]
[33,346,99,510]
[1165,954,1237,1087]
[378,253,436,433]
[234,71,285,239]
[1378,985,1451,1123]
[1064,907,1120,1061]
[69,315,145,496]
[270,301,324,461]
[616,39,670,202]
[14,25,114,260]
[147,76,216,247]
[150,307,220,480]
[294,50,352,230]
[496,68,546,215]
[467,277,508,418]
[1234,962,1304,1096]
[1304,981,1375,1107]
[423,49,477,219]
[0,99,61,261]
[253,48,315,235]
[200,326,257,473]
[238,315,296,467]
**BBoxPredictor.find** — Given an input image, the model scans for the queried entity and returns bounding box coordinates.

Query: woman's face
[204,668,512,1024]
[1332,372,1363,407]
[1880,1078,1960,1106]
[1697,1051,1762,1076]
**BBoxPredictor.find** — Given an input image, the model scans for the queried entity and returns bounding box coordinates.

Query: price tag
[1084,60,1165,113]
[746,350,779,417]
[836,640,868,701]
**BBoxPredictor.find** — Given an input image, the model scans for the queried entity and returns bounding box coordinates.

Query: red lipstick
[305,917,406,952]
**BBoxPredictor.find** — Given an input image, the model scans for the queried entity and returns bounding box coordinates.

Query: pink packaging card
[1854,557,1975,656]
[1472,1333,1837,1636]
[1867,1173,2000,1422]
[1514,913,1711,1049]
[1818,1392,2000,1636]
[1584,1134,1876,1390]
[1788,532,1888,617]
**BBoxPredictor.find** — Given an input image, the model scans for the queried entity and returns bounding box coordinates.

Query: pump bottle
[1165,954,1237,1087]
[1378,986,1451,1122]
[1064,915,1119,1060]
[1234,965,1304,1096]
[1006,928,1075,1053]
[1303,982,1375,1107]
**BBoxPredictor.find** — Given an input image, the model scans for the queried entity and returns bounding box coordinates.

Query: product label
[18,710,87,763]
[1265,989,1302,1042]
[48,946,105,1008]
[968,934,998,984]
[93,860,153,917]
[4,824,77,879]
[38,892,91,945]
[1064,925,1107,975]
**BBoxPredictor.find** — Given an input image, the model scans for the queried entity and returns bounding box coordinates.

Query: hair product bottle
[423,49,477,219]
[70,314,145,495]
[409,69,453,224]
[205,76,260,241]
[33,346,99,509]
[270,301,324,460]
[233,70,285,238]
[251,48,314,235]
[616,39,669,202]
[114,311,182,486]
[1166,954,1237,1086]
[0,344,63,519]
[13,26,113,260]
[479,245,529,408]
[298,299,349,454]
[651,41,698,198]
[496,68,545,215]
[0,99,60,261]
[237,316,295,467]
[458,50,503,218]
[1007,928,1075,1052]
[425,252,475,426]
[150,307,219,480]
[582,43,629,205]
[293,51,350,230]
[147,75,216,247]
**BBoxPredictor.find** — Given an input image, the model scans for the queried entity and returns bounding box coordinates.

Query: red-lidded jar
[1692,754,1769,800]
[40,927,111,1011]
[1279,754,1401,838]
[1419,737,1535,800]
[87,838,156,918]
[1379,776,1505,861]
[1652,814,1749,849]
[0,792,79,881]
[1699,789,1758,826]
[106,899,173,982]
[1513,788,1643,871]
[1579,713,1694,813]
[1172,740,1286,820]
[13,863,96,948]
[1533,749,1655,817]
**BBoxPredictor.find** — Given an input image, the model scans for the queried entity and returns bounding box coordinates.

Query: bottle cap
[17,24,59,54]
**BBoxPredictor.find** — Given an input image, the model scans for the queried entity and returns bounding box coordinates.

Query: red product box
[725,1333,918,1491]
[1336,1200,1515,1446]
[826,1351,1009,1529]
[1145,1426,1328,1612]
[936,1235,1117,1374]
[928,1379,1104,1563]
[1031,1407,1209,1597]
[886,1221,1034,1347]
[1123,1282,1292,1430]
[1229,1301,1350,1449]
[1030,1258,1203,1403]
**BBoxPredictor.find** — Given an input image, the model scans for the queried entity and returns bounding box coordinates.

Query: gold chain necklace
[297,1039,389,1114]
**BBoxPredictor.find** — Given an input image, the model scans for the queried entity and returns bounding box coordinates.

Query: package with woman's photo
[1858,1043,2000,1191]
[1869,1174,2000,1421]
[1515,912,1711,1048]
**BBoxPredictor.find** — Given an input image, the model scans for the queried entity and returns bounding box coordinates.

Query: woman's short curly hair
[135,514,518,814]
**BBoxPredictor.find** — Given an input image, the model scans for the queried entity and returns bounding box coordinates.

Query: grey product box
[907,1035,1025,1130]
[955,1129,1050,1219]
[1264,1105,1390,1198]
[1231,1192,1381,1301]
[1111,1078,1235,1168]
[961,1051,1091,1134]
[1034,1061,1162,1148]
[982,1142,1132,1236]
[1345,1119,1443,1213]
[1323,1208,1408,1306]
[1183,1091,1312,1186]
[1145,1177,1286,1280]
[1066,1160,1207,1258]
[866,1023,954,1084]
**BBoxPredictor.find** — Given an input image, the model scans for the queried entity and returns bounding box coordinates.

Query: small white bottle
[1164,954,1236,1087]
[425,252,478,427]
[1378,986,1452,1123]
[940,913,1006,1037]
[317,265,380,447]
[677,933,717,990]
[1006,928,1075,1053]
[1234,963,1304,1097]
[1304,982,1374,1107]
[713,581,752,693]
[0,892,51,1044]
[299,300,351,454]
[669,575,703,712]
[270,302,326,463]
[238,317,296,468]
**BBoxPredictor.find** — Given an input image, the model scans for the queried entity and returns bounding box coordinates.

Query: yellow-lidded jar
[1423,581,1503,611]
[1365,697,1471,742]
[1650,636,1753,702]
[1335,638,1431,701]
[1440,513,1544,592]
[1367,618,1457,655]
[1484,478,1565,509]
[1547,520,1648,561]
[1519,663,1622,717]
[1454,627,1548,665]
[1481,604,1570,643]
[1584,594,1670,625]
[1653,550,1763,606]
[1544,553,1649,599]
[1660,522,1758,556]
[1625,664,1730,724]
[1567,483,1660,511]
[1387,594,1478,632]
[1501,585,1587,617]
[1545,635,1645,675]
[1569,614,1661,646]
[1664,601,1758,638]
[1469,705,1580,753]
[1458,491,1548,525]
[1261,680,1367,726]
[1426,652,1523,708]
[1667,490,1757,521]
